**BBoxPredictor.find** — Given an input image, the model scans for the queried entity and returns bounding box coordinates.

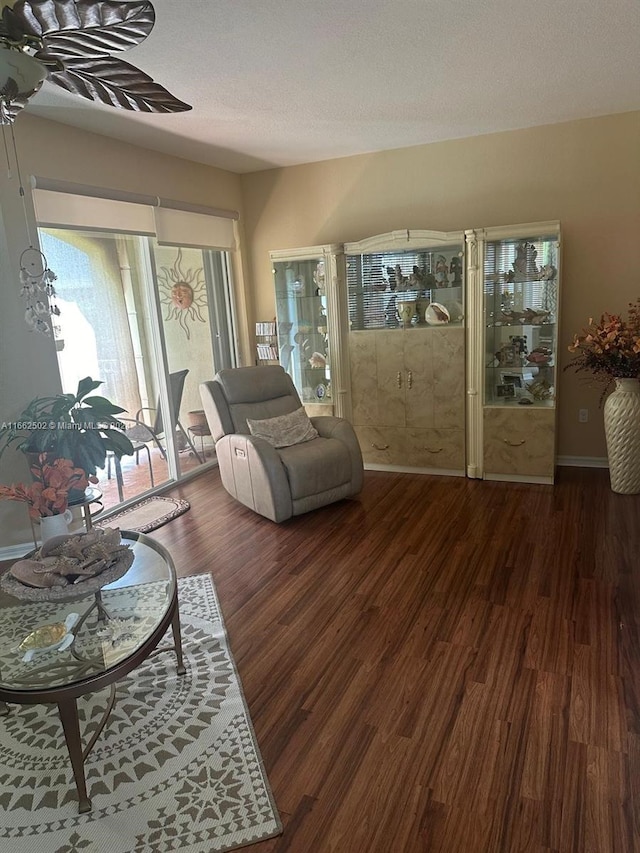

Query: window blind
[33,189,155,234]
[153,207,235,250]
[31,179,238,249]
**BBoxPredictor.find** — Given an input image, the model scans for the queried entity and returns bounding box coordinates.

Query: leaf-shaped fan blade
[46,54,191,112]
[10,0,155,56]
[2,5,29,42]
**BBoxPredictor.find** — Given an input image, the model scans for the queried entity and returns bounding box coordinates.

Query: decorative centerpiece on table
[0,454,97,541]
[1,527,134,602]
[565,299,640,494]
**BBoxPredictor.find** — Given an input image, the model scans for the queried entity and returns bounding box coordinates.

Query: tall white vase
[39,510,73,543]
[603,378,640,494]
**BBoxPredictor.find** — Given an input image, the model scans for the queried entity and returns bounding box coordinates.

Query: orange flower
[0,455,97,519]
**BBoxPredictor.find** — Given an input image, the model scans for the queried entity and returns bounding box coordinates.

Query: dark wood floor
[142,465,638,852]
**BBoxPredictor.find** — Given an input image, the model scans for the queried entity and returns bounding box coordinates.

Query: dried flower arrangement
[0,455,96,519]
[566,299,640,386]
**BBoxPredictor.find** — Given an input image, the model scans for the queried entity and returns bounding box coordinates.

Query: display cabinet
[344,230,466,474]
[465,222,561,483]
[269,245,349,417]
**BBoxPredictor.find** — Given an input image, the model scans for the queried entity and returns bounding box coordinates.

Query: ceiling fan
[0,0,191,124]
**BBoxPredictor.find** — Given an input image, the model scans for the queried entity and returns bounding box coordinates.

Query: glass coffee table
[0,531,185,813]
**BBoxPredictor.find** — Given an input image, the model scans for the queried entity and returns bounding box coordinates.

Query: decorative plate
[0,548,134,603]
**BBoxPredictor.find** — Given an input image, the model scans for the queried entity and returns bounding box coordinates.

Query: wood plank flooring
[113,467,640,850]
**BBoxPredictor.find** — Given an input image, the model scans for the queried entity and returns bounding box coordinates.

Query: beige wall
[0,115,247,548]
[240,111,640,461]
[1,110,638,546]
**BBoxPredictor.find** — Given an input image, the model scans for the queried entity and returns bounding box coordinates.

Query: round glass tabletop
[0,532,177,693]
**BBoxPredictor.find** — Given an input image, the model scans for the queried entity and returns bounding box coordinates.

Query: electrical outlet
[579,409,589,423]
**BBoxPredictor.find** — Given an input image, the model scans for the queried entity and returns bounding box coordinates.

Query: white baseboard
[557,456,608,468]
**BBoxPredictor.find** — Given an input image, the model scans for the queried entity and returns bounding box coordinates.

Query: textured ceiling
[22,0,640,174]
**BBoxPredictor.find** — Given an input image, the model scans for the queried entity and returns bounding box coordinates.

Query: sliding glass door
[150,242,235,477]
[37,227,236,510]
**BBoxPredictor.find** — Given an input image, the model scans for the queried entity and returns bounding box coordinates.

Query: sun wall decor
[157,248,207,340]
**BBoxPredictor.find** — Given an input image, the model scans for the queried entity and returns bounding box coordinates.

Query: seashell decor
[425,302,451,325]
[8,528,133,591]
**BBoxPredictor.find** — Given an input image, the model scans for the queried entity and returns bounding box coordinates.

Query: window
[32,185,239,508]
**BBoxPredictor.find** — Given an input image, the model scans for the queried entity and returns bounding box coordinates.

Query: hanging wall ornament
[19,246,60,336]
[157,248,207,340]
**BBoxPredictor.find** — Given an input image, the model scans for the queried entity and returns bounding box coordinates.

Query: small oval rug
[99,496,190,533]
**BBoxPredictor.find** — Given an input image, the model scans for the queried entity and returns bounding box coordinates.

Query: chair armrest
[310,416,364,492]
[215,433,294,522]
[311,416,349,439]
[133,407,157,424]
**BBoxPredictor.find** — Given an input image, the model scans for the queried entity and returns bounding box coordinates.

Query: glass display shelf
[483,235,558,407]
[346,244,464,331]
[272,256,332,408]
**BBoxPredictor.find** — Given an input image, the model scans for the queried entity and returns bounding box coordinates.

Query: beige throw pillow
[247,407,319,448]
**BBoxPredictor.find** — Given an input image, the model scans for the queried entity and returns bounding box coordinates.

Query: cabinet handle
[407,370,413,389]
[503,439,526,447]
[397,371,402,388]
[372,443,390,451]
[423,447,443,454]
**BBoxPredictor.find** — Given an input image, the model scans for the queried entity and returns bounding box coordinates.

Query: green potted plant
[0,377,135,478]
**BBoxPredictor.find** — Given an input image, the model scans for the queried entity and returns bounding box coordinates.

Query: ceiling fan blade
[47,54,191,112]
[10,0,155,55]
[2,5,30,43]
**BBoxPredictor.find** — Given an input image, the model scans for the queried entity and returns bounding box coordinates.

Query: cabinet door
[349,330,406,428]
[483,408,555,480]
[431,327,466,430]
[375,330,405,427]
[403,327,434,428]
[271,250,338,414]
[349,331,379,426]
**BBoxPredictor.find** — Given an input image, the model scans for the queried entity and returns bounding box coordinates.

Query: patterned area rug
[0,574,282,852]
[100,496,191,533]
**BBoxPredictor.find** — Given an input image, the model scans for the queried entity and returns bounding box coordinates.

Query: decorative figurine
[313,260,326,295]
[386,266,397,290]
[434,255,449,288]
[449,256,463,287]
[511,242,539,282]
[539,263,557,281]
[394,264,407,291]
[409,265,425,289]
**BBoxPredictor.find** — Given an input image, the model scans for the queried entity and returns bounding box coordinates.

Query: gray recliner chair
[200,365,364,522]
